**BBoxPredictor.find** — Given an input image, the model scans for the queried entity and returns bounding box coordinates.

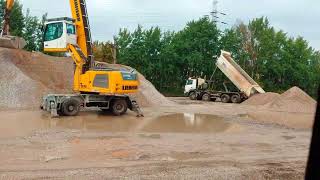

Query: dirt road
[0,98,314,179]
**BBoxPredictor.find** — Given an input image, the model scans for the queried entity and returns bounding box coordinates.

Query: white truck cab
[184,78,197,95]
[184,78,206,95]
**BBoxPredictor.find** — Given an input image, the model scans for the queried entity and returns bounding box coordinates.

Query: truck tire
[231,94,241,103]
[61,98,80,116]
[111,99,128,116]
[221,94,231,103]
[202,93,211,101]
[189,92,197,100]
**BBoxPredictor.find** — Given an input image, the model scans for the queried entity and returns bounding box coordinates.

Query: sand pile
[243,87,316,113]
[265,87,316,113]
[243,87,317,129]
[0,48,73,109]
[242,92,280,106]
[0,48,172,110]
[94,62,175,107]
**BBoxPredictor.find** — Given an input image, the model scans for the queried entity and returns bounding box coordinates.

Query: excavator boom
[69,0,93,68]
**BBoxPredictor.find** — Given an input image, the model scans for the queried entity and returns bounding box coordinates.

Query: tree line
[0,0,46,51]
[3,1,319,97]
[109,17,320,97]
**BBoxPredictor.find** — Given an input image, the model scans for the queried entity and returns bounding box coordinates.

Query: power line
[209,0,228,25]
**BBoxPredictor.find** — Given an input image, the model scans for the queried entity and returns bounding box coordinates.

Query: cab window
[121,72,137,81]
[66,24,76,34]
[93,74,108,88]
[186,80,193,85]
[44,22,63,41]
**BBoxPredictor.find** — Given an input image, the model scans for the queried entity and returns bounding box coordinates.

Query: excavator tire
[61,98,80,116]
[111,99,128,116]
[221,94,231,103]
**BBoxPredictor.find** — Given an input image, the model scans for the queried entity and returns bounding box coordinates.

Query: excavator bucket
[0,35,26,49]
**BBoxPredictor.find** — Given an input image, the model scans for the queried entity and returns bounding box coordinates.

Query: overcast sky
[20,0,319,50]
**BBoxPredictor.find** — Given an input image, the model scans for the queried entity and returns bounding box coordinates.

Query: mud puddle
[139,113,241,133]
[0,111,243,138]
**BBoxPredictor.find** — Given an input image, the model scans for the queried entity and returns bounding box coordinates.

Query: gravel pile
[242,92,280,106]
[0,48,173,110]
[243,87,316,113]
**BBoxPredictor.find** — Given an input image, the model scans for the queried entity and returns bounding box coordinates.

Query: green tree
[23,9,43,51]
[0,0,24,36]
[111,16,320,97]
[93,41,117,63]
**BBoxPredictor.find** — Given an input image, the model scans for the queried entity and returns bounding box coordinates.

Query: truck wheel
[231,94,241,103]
[202,93,211,101]
[189,92,197,100]
[61,98,80,116]
[221,94,231,103]
[111,99,128,116]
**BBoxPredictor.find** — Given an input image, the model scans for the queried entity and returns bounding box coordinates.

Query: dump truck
[184,50,265,103]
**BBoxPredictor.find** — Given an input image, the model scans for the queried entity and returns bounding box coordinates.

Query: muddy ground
[0,97,314,179]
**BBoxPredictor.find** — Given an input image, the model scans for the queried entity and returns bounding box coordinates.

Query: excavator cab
[43,17,77,52]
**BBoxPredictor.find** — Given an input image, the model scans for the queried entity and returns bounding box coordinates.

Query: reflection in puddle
[140,113,232,133]
[0,111,241,138]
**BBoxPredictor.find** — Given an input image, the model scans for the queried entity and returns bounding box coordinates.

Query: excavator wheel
[202,93,211,101]
[221,94,231,103]
[111,99,128,116]
[61,98,80,116]
[231,94,241,103]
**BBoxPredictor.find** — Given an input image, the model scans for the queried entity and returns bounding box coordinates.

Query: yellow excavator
[0,0,26,49]
[40,0,143,117]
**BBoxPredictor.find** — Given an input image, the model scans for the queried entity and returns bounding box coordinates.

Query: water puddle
[0,111,242,138]
[139,113,234,133]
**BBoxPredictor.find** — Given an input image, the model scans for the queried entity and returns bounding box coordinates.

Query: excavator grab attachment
[0,35,26,49]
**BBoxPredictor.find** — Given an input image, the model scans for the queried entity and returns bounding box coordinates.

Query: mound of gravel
[242,92,280,106]
[243,87,316,113]
[0,48,173,110]
[244,87,316,129]
[265,87,316,113]
[94,62,175,107]
[0,48,72,109]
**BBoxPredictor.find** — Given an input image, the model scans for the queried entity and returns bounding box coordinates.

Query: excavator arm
[69,0,93,70]
[6,0,14,9]
[67,44,88,91]
[2,0,15,36]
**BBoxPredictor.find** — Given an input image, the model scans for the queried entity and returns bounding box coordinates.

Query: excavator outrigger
[0,0,26,49]
[41,0,143,117]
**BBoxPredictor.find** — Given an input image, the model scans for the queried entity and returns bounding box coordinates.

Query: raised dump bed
[216,51,265,97]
